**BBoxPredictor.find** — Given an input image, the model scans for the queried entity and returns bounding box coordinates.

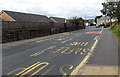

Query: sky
[0,0,105,19]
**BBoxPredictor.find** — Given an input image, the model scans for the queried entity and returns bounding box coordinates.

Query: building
[97,16,117,26]
[49,17,65,23]
[0,10,51,22]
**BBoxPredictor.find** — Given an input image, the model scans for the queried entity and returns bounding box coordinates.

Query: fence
[2,21,85,43]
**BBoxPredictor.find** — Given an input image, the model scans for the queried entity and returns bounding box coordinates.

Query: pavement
[1,32,71,50]
[81,29,119,76]
[1,26,119,76]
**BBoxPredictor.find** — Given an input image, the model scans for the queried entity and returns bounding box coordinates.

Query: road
[2,26,103,76]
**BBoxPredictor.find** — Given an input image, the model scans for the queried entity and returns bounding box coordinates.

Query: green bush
[110,22,120,38]
[105,23,111,28]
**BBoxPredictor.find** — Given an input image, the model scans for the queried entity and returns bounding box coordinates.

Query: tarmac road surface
[2,26,104,76]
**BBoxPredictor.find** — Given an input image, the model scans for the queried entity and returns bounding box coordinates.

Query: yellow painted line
[81,52,83,55]
[94,36,97,40]
[94,36,98,40]
[69,65,74,70]
[70,42,75,46]
[64,49,74,54]
[75,42,77,46]
[52,47,64,53]
[94,36,100,41]
[60,65,67,77]
[61,47,70,53]
[75,48,83,54]
[70,42,81,46]
[16,62,40,75]
[100,29,104,34]
[83,49,86,52]
[87,49,90,51]
[90,40,99,52]
[70,39,99,76]
[60,64,73,77]
[35,37,53,43]
[31,62,49,75]
[70,42,73,46]
[70,53,91,76]
[78,42,81,45]
[81,42,85,46]
[36,40,44,42]
[50,46,56,49]
[8,68,25,75]
[41,65,56,76]
[84,42,89,46]
[57,39,64,41]
[20,62,49,76]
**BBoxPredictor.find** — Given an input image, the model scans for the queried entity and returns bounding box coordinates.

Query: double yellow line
[16,62,49,76]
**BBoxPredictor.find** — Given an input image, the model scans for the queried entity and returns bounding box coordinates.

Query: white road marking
[30,46,56,57]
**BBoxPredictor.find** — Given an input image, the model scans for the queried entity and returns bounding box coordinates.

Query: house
[0,10,51,22]
[97,16,117,26]
[49,17,65,23]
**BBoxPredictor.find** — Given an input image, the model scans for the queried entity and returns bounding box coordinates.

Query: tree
[66,16,85,29]
[101,0,120,23]
[66,16,84,25]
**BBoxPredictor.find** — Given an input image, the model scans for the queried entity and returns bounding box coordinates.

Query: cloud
[0,0,104,19]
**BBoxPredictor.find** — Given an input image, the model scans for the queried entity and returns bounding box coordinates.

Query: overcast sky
[0,0,105,19]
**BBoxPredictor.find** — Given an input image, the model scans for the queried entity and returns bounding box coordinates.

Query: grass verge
[110,22,120,41]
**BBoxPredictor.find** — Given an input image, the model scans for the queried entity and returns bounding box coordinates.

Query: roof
[49,17,65,23]
[99,16,110,20]
[2,10,51,22]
